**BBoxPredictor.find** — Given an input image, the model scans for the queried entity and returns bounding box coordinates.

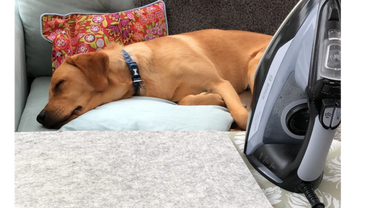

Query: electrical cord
[301,182,325,208]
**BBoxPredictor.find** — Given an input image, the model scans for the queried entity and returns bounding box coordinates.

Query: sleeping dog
[37,29,272,130]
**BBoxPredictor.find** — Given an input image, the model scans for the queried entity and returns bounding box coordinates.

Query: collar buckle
[122,49,142,94]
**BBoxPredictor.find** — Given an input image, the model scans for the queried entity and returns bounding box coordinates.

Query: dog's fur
[37,29,272,129]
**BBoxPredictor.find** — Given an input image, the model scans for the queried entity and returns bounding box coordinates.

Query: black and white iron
[244,0,340,207]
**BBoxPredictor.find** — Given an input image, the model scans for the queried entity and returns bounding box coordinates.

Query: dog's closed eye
[54,80,64,92]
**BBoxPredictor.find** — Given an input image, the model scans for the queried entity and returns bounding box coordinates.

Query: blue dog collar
[122,49,142,95]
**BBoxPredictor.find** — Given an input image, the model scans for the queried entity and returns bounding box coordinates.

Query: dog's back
[127,29,272,94]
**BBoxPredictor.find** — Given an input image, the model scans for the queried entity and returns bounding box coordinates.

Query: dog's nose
[36,110,48,125]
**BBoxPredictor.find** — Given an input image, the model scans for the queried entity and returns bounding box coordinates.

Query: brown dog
[37,29,272,129]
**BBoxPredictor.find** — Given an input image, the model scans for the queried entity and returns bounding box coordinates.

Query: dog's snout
[36,110,48,125]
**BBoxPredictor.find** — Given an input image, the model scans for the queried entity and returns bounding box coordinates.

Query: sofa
[14,0,341,207]
[15,0,301,132]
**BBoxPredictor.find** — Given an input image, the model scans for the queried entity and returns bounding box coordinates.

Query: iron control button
[320,99,336,129]
[331,100,344,129]
[331,107,344,129]
[329,5,340,21]
[323,107,334,128]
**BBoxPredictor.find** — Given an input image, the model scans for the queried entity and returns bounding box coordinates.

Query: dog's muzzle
[36,106,82,128]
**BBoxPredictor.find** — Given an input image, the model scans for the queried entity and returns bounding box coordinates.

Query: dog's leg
[213,80,249,130]
[178,92,226,107]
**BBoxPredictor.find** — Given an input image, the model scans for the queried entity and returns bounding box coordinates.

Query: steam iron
[244,0,340,207]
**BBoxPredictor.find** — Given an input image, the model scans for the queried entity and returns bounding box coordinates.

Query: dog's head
[37,49,133,129]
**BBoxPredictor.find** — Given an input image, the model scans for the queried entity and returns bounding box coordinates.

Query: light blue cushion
[60,96,234,131]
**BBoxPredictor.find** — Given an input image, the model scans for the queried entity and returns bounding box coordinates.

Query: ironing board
[15,131,273,208]
[14,130,340,208]
[228,132,341,208]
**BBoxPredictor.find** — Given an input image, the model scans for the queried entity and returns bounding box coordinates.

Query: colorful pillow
[40,0,167,71]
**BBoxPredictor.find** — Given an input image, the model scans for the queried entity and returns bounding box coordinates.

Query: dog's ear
[66,52,109,91]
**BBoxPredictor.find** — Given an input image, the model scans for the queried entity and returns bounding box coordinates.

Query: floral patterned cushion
[40,0,167,71]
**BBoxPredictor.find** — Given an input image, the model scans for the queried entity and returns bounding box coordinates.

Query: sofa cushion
[60,96,233,131]
[17,77,57,132]
[17,77,234,132]
[17,0,135,78]
[133,0,299,36]
[41,0,167,71]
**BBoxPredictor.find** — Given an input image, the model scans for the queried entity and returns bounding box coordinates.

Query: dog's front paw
[178,93,225,107]
[205,93,226,107]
